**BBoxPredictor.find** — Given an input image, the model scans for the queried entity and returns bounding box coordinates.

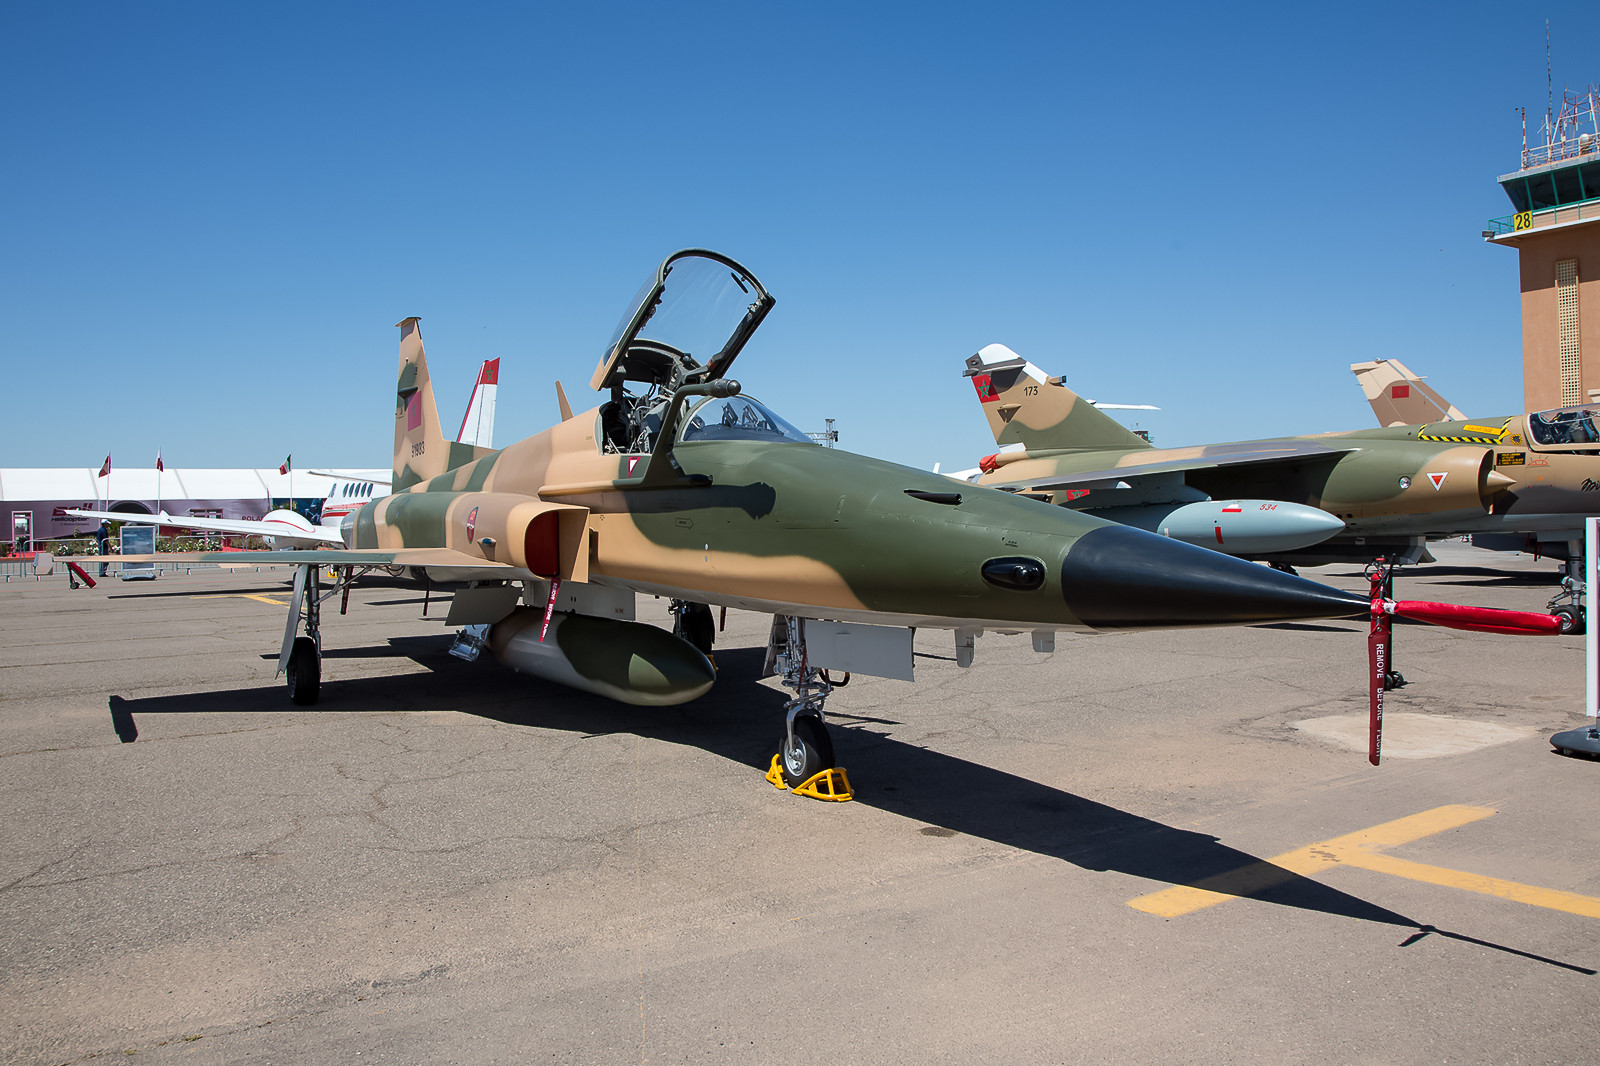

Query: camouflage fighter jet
[76,252,1376,786]
[963,346,1597,627]
[1350,357,1598,580]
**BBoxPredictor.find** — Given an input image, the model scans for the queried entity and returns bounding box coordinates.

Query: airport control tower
[1485,85,1600,410]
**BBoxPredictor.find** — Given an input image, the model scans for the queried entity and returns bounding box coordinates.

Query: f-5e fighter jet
[85,252,1377,785]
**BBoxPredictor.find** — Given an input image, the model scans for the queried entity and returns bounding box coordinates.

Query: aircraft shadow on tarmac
[1420,567,1565,590]
[105,641,1592,973]
[1323,564,1563,591]
[1250,622,1358,633]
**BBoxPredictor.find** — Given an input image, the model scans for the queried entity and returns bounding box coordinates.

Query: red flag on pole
[155,453,164,472]
[97,454,111,478]
[279,455,292,475]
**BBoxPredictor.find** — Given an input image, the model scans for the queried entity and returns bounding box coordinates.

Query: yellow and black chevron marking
[1418,418,1513,445]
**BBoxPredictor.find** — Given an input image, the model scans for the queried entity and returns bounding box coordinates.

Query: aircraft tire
[1553,606,1585,636]
[287,636,321,706]
[780,715,834,789]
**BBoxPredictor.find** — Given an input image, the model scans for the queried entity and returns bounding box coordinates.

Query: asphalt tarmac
[2,543,1596,1065]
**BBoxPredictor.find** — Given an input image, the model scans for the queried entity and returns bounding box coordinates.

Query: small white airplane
[68,359,500,549]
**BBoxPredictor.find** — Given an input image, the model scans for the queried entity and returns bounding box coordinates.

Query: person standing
[95,520,110,576]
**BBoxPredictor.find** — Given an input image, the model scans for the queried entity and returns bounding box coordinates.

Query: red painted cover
[1392,600,1564,635]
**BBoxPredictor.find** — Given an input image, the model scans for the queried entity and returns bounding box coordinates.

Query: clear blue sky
[3,2,1597,473]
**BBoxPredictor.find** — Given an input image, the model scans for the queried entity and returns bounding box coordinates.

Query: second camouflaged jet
[114,252,1374,787]
[963,345,1600,612]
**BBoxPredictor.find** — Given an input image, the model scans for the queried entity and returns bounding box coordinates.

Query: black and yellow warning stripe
[1417,418,1513,444]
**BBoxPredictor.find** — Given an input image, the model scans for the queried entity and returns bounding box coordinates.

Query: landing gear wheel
[779,715,834,789]
[1552,606,1585,635]
[1384,671,1406,691]
[287,636,321,705]
[673,601,716,655]
[1269,562,1299,575]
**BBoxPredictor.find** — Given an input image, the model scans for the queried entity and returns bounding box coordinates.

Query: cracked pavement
[2,545,1596,1065]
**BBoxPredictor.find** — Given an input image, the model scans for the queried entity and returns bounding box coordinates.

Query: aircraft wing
[59,547,515,570]
[985,440,1356,492]
[64,508,347,546]
[190,548,514,568]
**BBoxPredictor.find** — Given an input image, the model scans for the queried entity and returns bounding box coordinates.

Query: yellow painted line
[190,593,290,608]
[1463,424,1507,436]
[1333,851,1600,920]
[1129,805,1495,917]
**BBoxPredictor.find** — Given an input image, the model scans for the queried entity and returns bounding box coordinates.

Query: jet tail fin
[456,359,500,448]
[394,318,494,492]
[964,344,1153,451]
[1351,358,1466,427]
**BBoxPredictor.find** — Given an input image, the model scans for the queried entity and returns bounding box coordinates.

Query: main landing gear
[670,599,716,656]
[763,615,853,801]
[275,564,385,704]
[276,563,374,705]
[1547,557,1586,635]
[278,564,324,705]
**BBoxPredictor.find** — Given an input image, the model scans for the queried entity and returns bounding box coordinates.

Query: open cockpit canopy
[1528,405,1600,449]
[590,250,774,393]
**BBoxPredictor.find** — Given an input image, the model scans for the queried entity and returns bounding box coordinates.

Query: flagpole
[156,453,162,517]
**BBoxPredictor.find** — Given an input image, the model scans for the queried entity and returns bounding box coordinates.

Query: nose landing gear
[763,615,854,801]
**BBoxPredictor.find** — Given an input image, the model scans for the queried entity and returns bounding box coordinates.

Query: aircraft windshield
[680,395,814,445]
[600,252,768,385]
[1528,405,1600,445]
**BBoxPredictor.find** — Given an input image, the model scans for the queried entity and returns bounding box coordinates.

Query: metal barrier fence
[0,558,285,582]
[1486,195,1600,236]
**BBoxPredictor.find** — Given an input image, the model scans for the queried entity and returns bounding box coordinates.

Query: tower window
[1558,259,1581,407]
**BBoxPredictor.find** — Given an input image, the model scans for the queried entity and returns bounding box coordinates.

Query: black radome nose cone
[1061,525,1368,627]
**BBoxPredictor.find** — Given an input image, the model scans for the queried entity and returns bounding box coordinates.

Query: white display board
[119,524,156,580]
[1588,517,1598,719]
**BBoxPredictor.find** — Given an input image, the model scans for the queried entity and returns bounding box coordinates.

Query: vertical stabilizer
[964,344,1153,451]
[394,318,450,492]
[456,358,500,448]
[1351,359,1467,427]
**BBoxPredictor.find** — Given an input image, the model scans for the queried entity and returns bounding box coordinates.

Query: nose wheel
[779,713,835,788]
[764,615,853,800]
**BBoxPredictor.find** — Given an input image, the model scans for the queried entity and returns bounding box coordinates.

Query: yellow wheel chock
[766,755,854,802]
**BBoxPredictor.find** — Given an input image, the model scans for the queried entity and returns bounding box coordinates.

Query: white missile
[1085,499,1346,556]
